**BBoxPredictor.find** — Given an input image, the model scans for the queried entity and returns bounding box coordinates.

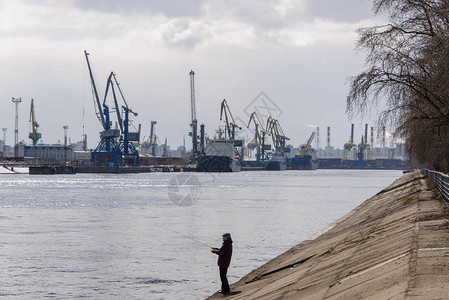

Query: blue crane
[105,72,140,166]
[84,50,121,166]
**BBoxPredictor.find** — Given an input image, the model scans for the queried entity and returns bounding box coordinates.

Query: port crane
[357,124,371,161]
[84,50,121,166]
[266,117,289,155]
[220,99,242,141]
[344,124,357,160]
[189,70,199,157]
[28,99,41,146]
[247,111,270,161]
[104,72,140,165]
[140,121,157,156]
[300,131,316,156]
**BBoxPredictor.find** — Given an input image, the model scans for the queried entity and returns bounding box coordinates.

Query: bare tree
[347,0,449,171]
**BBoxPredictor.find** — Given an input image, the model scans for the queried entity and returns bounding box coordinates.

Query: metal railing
[422,169,449,202]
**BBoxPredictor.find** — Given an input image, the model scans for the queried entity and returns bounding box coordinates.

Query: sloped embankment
[208,171,449,299]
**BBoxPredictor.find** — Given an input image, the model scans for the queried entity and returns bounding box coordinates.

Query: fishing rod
[168,229,213,249]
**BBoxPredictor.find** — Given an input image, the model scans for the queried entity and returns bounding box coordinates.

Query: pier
[208,170,449,299]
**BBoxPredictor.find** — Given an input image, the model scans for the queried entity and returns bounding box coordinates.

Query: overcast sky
[0,0,386,150]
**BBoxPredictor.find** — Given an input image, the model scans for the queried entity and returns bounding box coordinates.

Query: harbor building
[18,144,74,160]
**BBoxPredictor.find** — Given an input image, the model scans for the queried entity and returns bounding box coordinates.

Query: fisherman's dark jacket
[215,239,233,268]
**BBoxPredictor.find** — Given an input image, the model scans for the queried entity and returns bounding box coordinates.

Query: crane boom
[247,112,261,143]
[84,50,106,128]
[28,98,41,146]
[29,98,38,135]
[220,99,242,139]
[266,118,289,153]
[306,132,316,149]
[112,73,131,110]
[189,70,198,156]
[189,70,196,122]
[247,111,266,133]
[300,131,316,155]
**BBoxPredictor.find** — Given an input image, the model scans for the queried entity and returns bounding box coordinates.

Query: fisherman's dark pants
[219,267,230,293]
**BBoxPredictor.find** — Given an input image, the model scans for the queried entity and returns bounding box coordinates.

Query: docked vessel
[265,153,288,171]
[290,153,318,170]
[290,132,318,170]
[264,117,290,171]
[196,138,241,172]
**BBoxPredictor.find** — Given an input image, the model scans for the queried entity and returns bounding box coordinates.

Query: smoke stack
[200,124,205,154]
[327,126,330,148]
[350,124,354,144]
[364,124,368,144]
[370,126,374,147]
[382,126,386,147]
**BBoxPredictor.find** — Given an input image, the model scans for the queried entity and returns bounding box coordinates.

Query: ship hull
[196,155,241,172]
[290,156,318,170]
[266,159,287,171]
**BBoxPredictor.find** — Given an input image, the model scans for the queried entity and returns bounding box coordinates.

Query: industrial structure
[344,124,356,160]
[63,126,68,147]
[18,144,74,160]
[266,116,289,155]
[0,58,408,172]
[247,111,270,162]
[189,70,199,157]
[300,132,316,156]
[1,128,6,156]
[357,124,371,161]
[141,120,157,156]
[12,97,21,157]
[220,99,242,142]
[195,99,243,172]
[28,99,42,146]
[84,50,140,166]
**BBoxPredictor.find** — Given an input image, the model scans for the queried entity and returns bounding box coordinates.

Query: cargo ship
[290,132,317,170]
[317,158,408,170]
[265,153,288,170]
[290,153,318,170]
[196,138,241,172]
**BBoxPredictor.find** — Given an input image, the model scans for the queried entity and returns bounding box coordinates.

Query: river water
[0,169,402,299]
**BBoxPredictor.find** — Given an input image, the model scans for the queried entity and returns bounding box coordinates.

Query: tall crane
[12,97,21,157]
[189,70,198,156]
[300,131,316,156]
[104,72,140,165]
[28,99,42,146]
[220,99,242,140]
[247,111,270,161]
[357,124,371,161]
[344,124,356,160]
[84,50,121,166]
[266,117,289,154]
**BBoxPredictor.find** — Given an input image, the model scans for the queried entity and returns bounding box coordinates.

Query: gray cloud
[71,0,375,26]
[72,0,206,17]
[0,0,379,149]
[306,0,374,22]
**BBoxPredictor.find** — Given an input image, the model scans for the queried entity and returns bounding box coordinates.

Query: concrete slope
[207,171,449,299]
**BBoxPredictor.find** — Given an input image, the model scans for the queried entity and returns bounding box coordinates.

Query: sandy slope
[207,171,449,299]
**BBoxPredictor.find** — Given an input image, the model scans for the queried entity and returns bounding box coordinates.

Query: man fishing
[211,233,233,295]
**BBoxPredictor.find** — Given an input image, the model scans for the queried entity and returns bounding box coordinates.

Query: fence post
[424,170,449,202]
